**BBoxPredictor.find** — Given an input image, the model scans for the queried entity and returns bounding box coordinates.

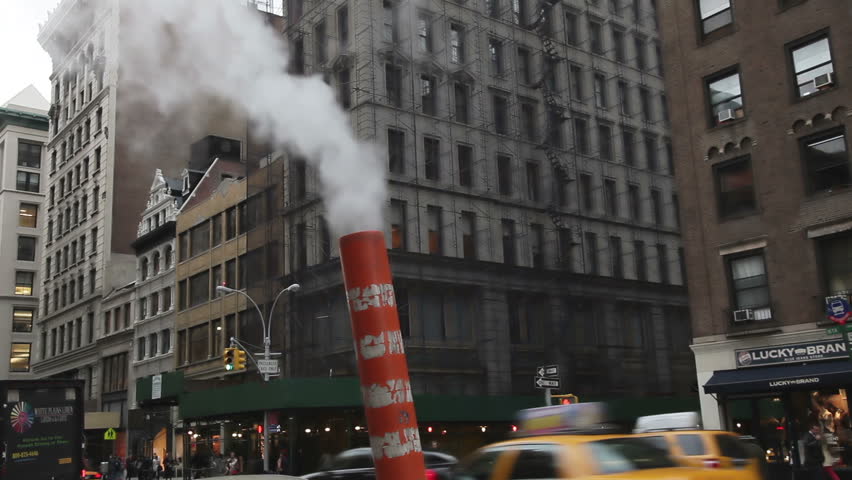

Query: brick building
[659,0,852,472]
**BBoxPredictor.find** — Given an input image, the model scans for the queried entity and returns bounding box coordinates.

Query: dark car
[301,447,457,480]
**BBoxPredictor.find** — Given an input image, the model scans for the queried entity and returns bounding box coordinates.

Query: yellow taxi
[452,404,756,480]
[633,413,765,479]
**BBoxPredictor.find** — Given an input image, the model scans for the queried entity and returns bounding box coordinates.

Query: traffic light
[551,394,579,406]
[223,348,236,371]
[234,348,247,371]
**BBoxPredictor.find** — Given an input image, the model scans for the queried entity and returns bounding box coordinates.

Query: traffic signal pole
[339,231,426,480]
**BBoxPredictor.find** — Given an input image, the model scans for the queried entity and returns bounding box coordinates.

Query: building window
[454,83,470,124]
[140,257,149,281]
[707,70,744,125]
[450,24,465,64]
[547,109,564,148]
[493,94,509,135]
[715,156,756,217]
[598,124,613,161]
[820,233,852,296]
[427,206,442,255]
[627,183,640,220]
[461,212,476,260]
[16,171,40,192]
[728,251,771,318]
[650,188,662,225]
[383,0,398,42]
[622,129,635,165]
[189,324,208,363]
[225,207,237,239]
[385,63,402,107]
[698,0,732,35]
[617,81,630,115]
[569,65,584,101]
[501,219,516,265]
[137,337,146,361]
[457,144,473,187]
[644,135,657,171]
[580,173,593,212]
[417,12,432,52]
[656,243,669,284]
[319,217,331,262]
[314,20,326,65]
[189,270,210,308]
[517,48,531,85]
[17,236,35,261]
[18,203,37,228]
[424,137,440,180]
[585,232,599,275]
[512,0,526,24]
[610,236,624,278]
[594,73,607,109]
[526,162,540,202]
[565,12,578,46]
[337,5,349,48]
[290,157,307,201]
[420,75,435,115]
[634,240,647,281]
[225,259,236,288]
[161,329,171,353]
[558,229,574,271]
[9,343,31,372]
[603,178,618,216]
[791,35,835,98]
[177,330,187,365]
[573,117,589,155]
[634,36,646,70]
[613,29,626,63]
[497,155,512,196]
[390,199,406,250]
[589,21,603,55]
[92,186,99,212]
[531,223,544,268]
[211,214,222,247]
[12,308,34,333]
[338,68,351,109]
[190,220,210,257]
[17,141,41,168]
[639,88,652,122]
[15,271,34,296]
[801,129,850,194]
[388,129,405,174]
[520,101,537,142]
[293,223,307,270]
[489,38,504,75]
[485,0,499,17]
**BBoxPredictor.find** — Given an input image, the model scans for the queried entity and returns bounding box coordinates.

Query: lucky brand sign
[736,339,849,368]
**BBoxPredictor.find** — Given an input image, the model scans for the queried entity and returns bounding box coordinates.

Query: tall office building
[0,87,50,379]
[273,0,691,398]
[659,1,852,471]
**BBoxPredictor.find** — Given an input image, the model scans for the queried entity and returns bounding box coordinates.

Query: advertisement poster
[4,386,81,479]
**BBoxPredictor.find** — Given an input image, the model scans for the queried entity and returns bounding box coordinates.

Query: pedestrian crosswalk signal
[223,347,236,371]
[233,349,247,371]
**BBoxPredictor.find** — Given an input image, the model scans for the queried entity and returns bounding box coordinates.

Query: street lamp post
[215,282,300,473]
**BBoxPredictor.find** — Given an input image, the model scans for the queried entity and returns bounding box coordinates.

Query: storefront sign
[151,375,162,400]
[735,339,848,368]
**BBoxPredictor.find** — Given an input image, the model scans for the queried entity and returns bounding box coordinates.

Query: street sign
[536,365,559,378]
[535,377,560,389]
[825,324,852,336]
[257,359,279,375]
[151,374,162,400]
[104,428,117,441]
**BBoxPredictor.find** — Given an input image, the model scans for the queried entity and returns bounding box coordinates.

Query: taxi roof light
[633,411,703,434]
[515,403,616,436]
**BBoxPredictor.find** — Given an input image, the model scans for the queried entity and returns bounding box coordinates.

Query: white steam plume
[120,0,385,237]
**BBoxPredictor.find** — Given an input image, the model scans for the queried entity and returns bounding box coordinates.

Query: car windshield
[587,437,677,474]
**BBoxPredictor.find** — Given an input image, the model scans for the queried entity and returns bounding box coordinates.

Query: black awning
[704,360,852,394]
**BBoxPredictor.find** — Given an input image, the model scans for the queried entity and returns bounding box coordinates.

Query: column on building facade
[479,287,512,395]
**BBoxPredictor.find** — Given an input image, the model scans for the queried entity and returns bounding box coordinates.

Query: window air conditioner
[733,308,754,322]
[813,72,834,90]
[717,109,735,123]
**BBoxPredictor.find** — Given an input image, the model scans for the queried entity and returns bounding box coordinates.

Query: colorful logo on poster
[827,297,852,325]
[10,402,35,433]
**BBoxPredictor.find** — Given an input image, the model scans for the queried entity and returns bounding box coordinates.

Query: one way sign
[535,377,560,389]
[536,365,559,378]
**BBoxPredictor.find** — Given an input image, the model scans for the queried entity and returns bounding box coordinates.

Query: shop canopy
[704,360,852,394]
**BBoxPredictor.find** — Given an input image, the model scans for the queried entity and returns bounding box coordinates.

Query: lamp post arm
[267,287,293,340]
[230,289,267,346]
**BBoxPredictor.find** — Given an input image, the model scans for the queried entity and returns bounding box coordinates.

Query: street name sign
[536,365,559,378]
[257,359,279,375]
[535,377,560,389]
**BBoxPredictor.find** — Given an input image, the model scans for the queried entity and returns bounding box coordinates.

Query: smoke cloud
[119,0,385,237]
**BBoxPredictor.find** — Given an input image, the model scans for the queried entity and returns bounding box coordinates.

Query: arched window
[140,257,149,281]
[164,245,173,268]
[152,251,161,275]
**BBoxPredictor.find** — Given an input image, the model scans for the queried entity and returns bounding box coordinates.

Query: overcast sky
[0,0,61,104]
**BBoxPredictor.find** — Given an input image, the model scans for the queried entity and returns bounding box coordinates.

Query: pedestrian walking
[225,451,240,475]
[804,423,828,480]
